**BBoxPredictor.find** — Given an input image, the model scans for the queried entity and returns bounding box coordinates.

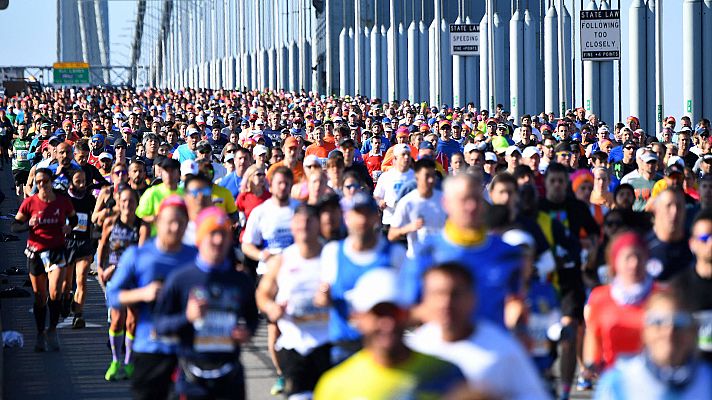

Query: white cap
[346,268,409,313]
[502,229,536,249]
[522,146,541,159]
[303,154,321,168]
[255,118,265,126]
[393,143,411,156]
[505,146,522,157]
[98,152,113,161]
[635,148,647,160]
[597,126,609,134]
[484,151,498,163]
[464,143,478,154]
[641,152,659,163]
[223,153,235,163]
[181,159,199,176]
[667,155,685,167]
[253,144,268,157]
[679,126,693,133]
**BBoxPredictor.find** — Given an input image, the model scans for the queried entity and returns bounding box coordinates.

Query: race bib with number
[16,150,28,161]
[287,287,328,323]
[74,213,88,232]
[194,311,236,353]
[694,310,712,352]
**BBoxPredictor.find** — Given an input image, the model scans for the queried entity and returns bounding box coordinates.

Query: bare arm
[255,255,284,322]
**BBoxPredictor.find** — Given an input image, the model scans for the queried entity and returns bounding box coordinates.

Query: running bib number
[16,150,28,161]
[74,213,88,232]
[287,288,328,323]
[194,311,236,353]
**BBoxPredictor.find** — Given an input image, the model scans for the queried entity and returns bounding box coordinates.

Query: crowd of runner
[2,86,712,400]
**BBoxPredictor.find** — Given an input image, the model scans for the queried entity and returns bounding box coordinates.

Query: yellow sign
[53,62,90,69]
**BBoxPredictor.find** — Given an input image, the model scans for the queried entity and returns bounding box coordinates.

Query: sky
[0,0,686,122]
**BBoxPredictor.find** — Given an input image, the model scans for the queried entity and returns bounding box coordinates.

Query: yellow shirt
[210,184,237,214]
[314,350,464,400]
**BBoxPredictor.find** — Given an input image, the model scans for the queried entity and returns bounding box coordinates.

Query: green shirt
[11,138,32,171]
[136,183,184,235]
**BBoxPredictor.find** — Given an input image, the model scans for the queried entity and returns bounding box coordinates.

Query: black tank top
[107,217,142,266]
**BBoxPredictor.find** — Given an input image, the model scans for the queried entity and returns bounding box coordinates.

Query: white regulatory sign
[580,10,621,61]
[449,24,479,56]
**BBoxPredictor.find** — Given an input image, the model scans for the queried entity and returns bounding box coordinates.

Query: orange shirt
[267,160,305,183]
[305,141,335,158]
[586,284,658,369]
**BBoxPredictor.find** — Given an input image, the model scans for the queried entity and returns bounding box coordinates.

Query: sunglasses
[187,187,212,197]
[114,170,128,176]
[624,146,636,150]
[344,183,362,191]
[645,312,694,329]
[694,233,712,243]
[115,146,126,150]
[225,149,235,154]
[556,151,572,158]
[255,172,266,177]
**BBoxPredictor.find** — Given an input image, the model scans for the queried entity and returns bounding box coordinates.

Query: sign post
[449,24,480,56]
[53,62,90,85]
[580,10,621,61]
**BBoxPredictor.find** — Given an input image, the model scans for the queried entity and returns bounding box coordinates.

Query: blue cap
[572,132,582,142]
[428,117,437,126]
[382,117,391,124]
[92,133,105,141]
[341,191,379,213]
[53,128,66,137]
[419,141,435,150]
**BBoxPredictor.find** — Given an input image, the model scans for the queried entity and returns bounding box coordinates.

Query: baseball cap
[92,133,105,142]
[48,136,63,145]
[419,141,434,150]
[665,164,684,177]
[223,153,235,163]
[484,152,498,163]
[339,138,356,148]
[341,191,379,214]
[346,268,410,313]
[53,128,66,137]
[623,140,637,148]
[522,146,541,159]
[505,146,522,157]
[113,138,128,149]
[303,155,321,168]
[98,152,114,161]
[181,160,199,176]
[393,143,411,156]
[666,155,685,167]
[253,144,268,157]
[702,154,712,163]
[187,127,201,137]
[641,152,659,163]
[463,143,479,154]
[40,122,51,129]
[597,126,610,134]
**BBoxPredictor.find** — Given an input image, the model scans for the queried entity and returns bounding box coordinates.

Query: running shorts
[65,238,96,264]
[25,247,66,276]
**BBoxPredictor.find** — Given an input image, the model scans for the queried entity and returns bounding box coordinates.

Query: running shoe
[123,363,135,379]
[270,375,285,395]
[72,315,86,329]
[34,332,47,352]
[105,361,121,381]
[46,330,60,351]
[576,375,593,391]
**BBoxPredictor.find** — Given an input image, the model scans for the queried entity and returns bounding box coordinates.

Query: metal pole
[617,0,622,124]
[557,0,566,116]
[487,0,495,111]
[655,0,664,135]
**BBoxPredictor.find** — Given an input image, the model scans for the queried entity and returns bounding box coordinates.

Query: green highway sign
[53,62,90,85]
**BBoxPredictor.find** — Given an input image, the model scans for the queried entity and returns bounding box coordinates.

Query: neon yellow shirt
[210,184,237,214]
[136,183,184,235]
[314,349,464,400]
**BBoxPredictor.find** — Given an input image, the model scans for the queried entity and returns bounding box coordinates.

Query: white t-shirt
[274,244,330,355]
[513,126,541,143]
[242,198,298,274]
[407,321,550,400]
[373,168,415,225]
[320,236,407,285]
[390,189,446,258]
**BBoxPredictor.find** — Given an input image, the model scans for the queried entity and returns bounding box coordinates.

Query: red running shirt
[586,284,658,369]
[19,194,74,251]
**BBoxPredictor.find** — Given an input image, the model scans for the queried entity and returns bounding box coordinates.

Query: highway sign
[580,10,621,61]
[449,24,480,56]
[53,62,90,85]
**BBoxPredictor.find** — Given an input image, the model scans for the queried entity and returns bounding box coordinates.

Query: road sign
[53,62,90,85]
[449,24,480,56]
[580,10,621,61]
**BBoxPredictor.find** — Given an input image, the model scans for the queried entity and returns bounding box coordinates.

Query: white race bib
[194,311,236,353]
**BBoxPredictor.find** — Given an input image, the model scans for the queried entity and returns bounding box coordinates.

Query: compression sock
[124,332,134,364]
[109,330,124,363]
[33,303,47,333]
[48,299,62,329]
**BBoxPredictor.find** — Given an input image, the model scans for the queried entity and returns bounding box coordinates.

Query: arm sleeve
[106,246,138,308]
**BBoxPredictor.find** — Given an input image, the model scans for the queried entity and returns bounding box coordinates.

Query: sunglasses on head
[187,187,212,197]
